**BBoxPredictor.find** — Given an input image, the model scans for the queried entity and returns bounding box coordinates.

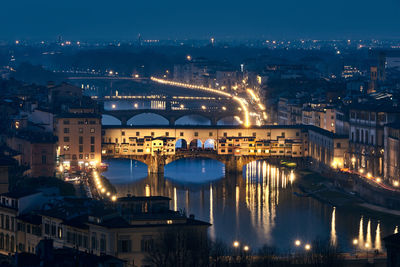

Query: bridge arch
[127,113,169,125]
[189,139,203,149]
[175,139,189,150]
[204,139,217,150]
[217,116,240,126]
[175,114,212,126]
[102,114,122,125]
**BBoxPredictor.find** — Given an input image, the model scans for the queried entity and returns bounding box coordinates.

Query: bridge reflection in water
[104,158,399,251]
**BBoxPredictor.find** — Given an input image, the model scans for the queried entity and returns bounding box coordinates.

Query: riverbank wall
[307,158,400,211]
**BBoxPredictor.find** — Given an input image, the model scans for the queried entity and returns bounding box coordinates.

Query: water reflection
[104,158,399,251]
[331,207,337,247]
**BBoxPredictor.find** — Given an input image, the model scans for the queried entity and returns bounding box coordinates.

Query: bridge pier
[168,117,176,126]
[120,117,128,126]
[224,156,246,174]
[148,154,166,174]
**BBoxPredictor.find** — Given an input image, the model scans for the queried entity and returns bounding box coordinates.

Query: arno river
[102,113,399,252]
[103,158,399,252]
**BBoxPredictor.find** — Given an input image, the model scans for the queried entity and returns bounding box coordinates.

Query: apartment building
[55,113,102,170]
[348,103,400,177]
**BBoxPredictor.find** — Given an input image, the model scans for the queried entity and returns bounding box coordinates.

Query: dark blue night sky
[1,0,399,40]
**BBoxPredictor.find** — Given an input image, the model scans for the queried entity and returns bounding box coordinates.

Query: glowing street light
[201,105,206,110]
[353,239,358,245]
[295,240,301,247]
[304,244,311,251]
[394,181,399,187]
[111,195,117,201]
[233,241,239,248]
[243,245,249,251]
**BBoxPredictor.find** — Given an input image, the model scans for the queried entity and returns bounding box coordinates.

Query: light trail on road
[151,77,251,127]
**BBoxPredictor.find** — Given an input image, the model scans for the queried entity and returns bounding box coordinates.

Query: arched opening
[103,159,148,183]
[204,139,216,150]
[127,113,169,125]
[164,158,225,182]
[189,139,203,150]
[175,139,188,151]
[217,116,240,126]
[175,115,211,125]
[102,115,122,125]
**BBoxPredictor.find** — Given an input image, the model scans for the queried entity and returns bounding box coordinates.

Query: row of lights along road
[93,170,117,201]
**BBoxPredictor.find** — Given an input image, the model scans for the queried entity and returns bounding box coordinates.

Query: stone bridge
[101,108,241,126]
[103,151,300,174]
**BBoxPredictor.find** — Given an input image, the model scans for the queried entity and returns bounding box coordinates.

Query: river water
[103,158,399,252]
[101,112,399,253]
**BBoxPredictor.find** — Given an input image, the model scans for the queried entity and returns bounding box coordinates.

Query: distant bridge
[101,108,241,126]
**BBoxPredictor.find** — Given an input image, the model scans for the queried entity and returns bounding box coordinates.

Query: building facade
[55,113,102,170]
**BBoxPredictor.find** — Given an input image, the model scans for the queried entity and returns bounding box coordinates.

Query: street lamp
[243,245,249,252]
[304,244,311,251]
[233,241,239,248]
[295,240,301,247]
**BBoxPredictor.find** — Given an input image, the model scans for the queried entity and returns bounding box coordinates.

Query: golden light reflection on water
[330,207,337,247]
[111,159,398,250]
[375,222,381,251]
[209,184,215,240]
[243,161,294,243]
[356,216,383,252]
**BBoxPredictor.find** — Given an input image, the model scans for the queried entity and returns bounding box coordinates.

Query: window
[223,132,227,137]
[89,120,96,124]
[281,132,285,138]
[79,146,83,153]
[252,132,256,137]
[209,132,213,137]
[91,136,95,144]
[267,132,271,137]
[91,145,95,153]
[45,223,50,235]
[63,136,70,143]
[51,224,56,236]
[100,234,106,252]
[58,227,63,239]
[141,237,154,252]
[296,132,299,137]
[151,132,155,136]
[180,132,184,136]
[336,143,341,148]
[136,132,140,136]
[90,128,95,133]
[79,154,83,159]
[122,131,125,136]
[63,120,70,125]
[91,234,97,250]
[194,132,198,137]
[78,121,84,125]
[165,132,169,136]
[238,132,242,137]
[64,128,69,134]
[41,155,47,164]
[79,136,83,144]
[118,240,132,253]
